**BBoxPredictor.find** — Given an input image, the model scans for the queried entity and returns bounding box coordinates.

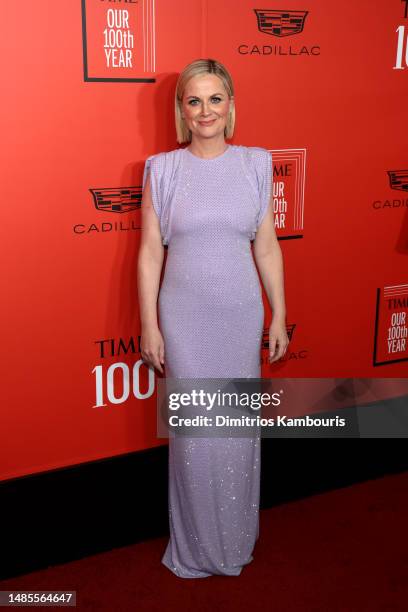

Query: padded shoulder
[241,146,273,239]
[142,149,183,245]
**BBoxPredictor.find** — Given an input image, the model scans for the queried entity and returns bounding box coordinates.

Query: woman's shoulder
[236,144,271,159]
[144,149,184,184]
[144,148,184,173]
[234,146,272,177]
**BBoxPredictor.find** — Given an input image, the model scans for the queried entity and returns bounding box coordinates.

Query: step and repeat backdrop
[1,0,407,480]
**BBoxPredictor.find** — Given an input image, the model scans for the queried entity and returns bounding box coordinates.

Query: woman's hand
[268,317,289,363]
[141,325,165,373]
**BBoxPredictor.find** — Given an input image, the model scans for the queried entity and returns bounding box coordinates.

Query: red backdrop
[1,0,407,481]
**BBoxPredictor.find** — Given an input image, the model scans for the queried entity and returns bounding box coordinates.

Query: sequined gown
[142,144,273,578]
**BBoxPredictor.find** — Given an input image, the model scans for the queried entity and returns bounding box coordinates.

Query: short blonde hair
[175,58,235,144]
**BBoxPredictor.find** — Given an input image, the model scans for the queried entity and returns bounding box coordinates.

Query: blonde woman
[138,58,288,578]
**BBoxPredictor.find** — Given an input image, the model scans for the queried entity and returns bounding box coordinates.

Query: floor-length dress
[142,144,273,578]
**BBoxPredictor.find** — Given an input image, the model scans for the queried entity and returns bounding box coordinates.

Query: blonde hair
[175,58,235,144]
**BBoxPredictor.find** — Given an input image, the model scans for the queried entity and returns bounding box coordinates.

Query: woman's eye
[188,97,222,105]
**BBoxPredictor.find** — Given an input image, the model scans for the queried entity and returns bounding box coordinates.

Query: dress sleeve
[142,154,162,221]
[255,149,273,231]
[142,151,177,246]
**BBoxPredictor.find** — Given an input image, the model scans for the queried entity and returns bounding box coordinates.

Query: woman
[137,58,288,578]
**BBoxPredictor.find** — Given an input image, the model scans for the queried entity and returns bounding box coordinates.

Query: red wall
[1,0,407,481]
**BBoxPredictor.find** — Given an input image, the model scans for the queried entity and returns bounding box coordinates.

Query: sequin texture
[142,144,273,578]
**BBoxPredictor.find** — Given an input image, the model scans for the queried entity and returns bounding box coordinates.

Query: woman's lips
[199,119,216,125]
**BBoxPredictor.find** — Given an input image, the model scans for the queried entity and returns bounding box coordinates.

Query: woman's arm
[253,203,289,362]
[137,171,166,372]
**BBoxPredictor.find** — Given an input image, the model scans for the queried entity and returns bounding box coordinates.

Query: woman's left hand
[268,318,289,363]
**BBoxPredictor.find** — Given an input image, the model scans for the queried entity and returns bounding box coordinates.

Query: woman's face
[181,74,232,141]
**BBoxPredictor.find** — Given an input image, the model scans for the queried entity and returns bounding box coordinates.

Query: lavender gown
[142,144,273,578]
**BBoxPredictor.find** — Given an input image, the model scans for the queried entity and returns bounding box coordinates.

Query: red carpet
[2,471,407,611]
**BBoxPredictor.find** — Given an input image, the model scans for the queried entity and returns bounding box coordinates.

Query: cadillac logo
[254,9,309,37]
[387,170,408,192]
[89,187,141,213]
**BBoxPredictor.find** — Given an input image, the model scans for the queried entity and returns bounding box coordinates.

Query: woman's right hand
[140,326,165,374]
